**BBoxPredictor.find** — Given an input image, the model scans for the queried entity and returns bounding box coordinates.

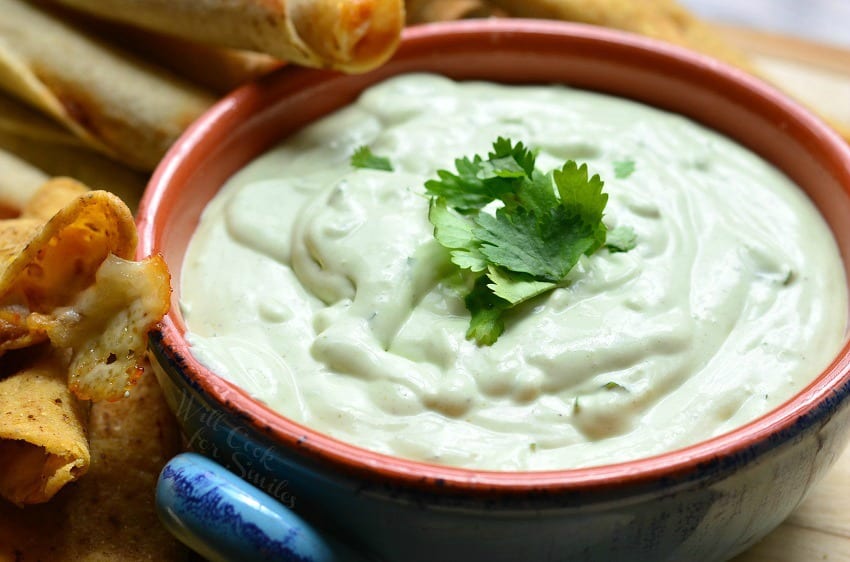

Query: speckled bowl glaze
[138,20,850,562]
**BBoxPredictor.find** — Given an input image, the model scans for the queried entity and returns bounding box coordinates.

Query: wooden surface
[683,0,850,50]
[720,25,850,132]
[733,445,850,561]
[722,26,850,562]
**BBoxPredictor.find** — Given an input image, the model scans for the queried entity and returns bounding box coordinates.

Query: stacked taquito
[0,346,186,560]
[1,0,846,193]
[0,0,404,191]
[0,163,171,505]
[0,2,404,559]
[0,148,185,558]
[43,0,405,74]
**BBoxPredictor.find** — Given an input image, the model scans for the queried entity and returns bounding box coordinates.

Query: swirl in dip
[181,74,847,471]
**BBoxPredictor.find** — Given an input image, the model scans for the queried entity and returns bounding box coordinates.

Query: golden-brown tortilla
[42,0,405,74]
[60,11,283,95]
[0,180,171,401]
[0,370,189,560]
[0,0,215,171]
[0,94,148,210]
[108,34,282,96]
[0,92,80,148]
[0,166,173,520]
[0,346,90,506]
[0,185,137,347]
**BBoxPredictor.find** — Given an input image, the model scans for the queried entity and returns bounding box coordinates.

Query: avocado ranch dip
[181,74,847,471]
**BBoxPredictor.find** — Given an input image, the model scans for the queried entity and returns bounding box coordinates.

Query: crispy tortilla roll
[0,347,90,506]
[0,180,171,400]
[109,34,281,96]
[0,371,188,559]
[0,218,49,350]
[0,94,148,210]
[0,0,215,171]
[0,185,137,353]
[43,0,404,73]
[65,13,282,95]
[0,92,80,148]
[0,132,147,212]
[486,0,755,71]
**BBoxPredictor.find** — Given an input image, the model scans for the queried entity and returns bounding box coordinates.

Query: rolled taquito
[42,0,405,74]
[0,0,215,171]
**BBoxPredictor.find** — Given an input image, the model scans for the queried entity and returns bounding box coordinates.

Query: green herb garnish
[602,381,627,391]
[351,145,394,171]
[613,159,636,179]
[427,137,635,345]
[605,226,637,253]
[425,137,533,213]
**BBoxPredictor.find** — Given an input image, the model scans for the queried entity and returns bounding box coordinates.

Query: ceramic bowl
[138,20,850,562]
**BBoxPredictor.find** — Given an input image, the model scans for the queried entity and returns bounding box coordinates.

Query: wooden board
[722,26,850,562]
[720,25,850,133]
[733,446,850,562]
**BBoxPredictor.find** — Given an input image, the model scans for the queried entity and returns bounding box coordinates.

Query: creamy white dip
[181,74,847,471]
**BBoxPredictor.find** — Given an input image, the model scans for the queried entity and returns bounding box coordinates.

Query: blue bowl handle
[156,453,372,562]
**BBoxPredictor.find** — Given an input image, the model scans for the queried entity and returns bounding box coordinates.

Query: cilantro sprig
[351,145,394,171]
[613,159,636,179]
[426,138,635,345]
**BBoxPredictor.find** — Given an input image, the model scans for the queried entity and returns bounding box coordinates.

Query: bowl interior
[137,20,850,490]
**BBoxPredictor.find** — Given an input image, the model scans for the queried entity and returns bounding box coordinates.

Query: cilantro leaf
[351,145,393,171]
[424,156,497,213]
[602,381,627,391]
[553,161,608,256]
[488,137,537,177]
[606,226,637,253]
[472,161,608,283]
[429,198,487,272]
[511,170,558,215]
[464,276,508,345]
[424,137,535,213]
[477,157,527,180]
[424,137,636,345]
[613,159,635,179]
[474,205,598,282]
[486,266,556,305]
